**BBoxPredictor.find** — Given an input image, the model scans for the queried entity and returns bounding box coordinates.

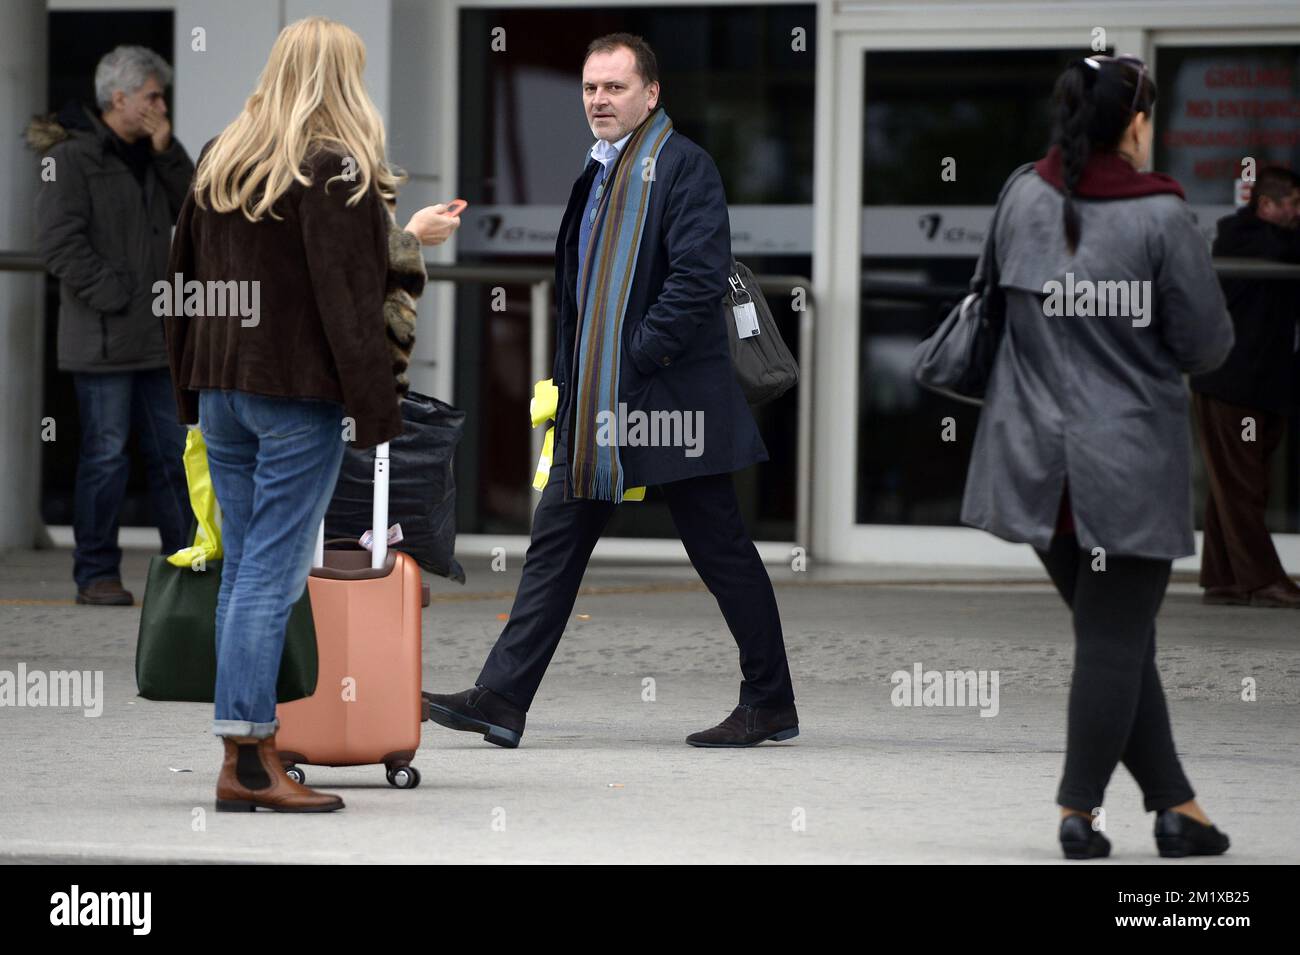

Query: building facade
[9,0,1299,571]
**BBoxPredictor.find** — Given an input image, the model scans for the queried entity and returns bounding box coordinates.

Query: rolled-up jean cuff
[212,717,279,739]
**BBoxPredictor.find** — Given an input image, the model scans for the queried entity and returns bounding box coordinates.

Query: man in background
[1191,165,1300,608]
[30,45,195,605]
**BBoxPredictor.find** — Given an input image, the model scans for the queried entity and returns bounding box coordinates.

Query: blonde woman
[164,16,458,813]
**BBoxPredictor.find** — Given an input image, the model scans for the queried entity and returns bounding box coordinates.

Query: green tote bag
[134,426,319,703]
[135,554,319,703]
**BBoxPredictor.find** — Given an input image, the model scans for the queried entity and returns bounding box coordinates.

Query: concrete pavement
[1,544,1296,863]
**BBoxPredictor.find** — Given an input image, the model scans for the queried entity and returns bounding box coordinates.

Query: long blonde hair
[194,16,401,221]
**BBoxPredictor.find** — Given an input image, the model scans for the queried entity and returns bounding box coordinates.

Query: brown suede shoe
[75,578,134,606]
[686,703,799,747]
[1202,586,1250,606]
[216,735,344,813]
[1249,580,1300,609]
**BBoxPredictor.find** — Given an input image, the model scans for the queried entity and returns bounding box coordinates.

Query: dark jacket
[962,170,1234,560]
[1190,207,1300,414]
[29,102,194,372]
[164,145,403,449]
[553,126,767,490]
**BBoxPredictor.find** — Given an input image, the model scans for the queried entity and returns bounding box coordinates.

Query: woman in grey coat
[962,55,1235,859]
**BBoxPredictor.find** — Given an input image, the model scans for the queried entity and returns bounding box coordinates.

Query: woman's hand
[403,204,461,246]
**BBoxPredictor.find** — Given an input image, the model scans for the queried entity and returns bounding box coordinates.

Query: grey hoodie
[27,102,194,372]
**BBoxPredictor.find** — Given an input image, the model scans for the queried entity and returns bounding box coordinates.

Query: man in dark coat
[424,33,797,748]
[1191,166,1300,609]
[30,45,195,606]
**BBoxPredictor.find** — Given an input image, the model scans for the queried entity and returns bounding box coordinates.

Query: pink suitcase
[276,442,428,789]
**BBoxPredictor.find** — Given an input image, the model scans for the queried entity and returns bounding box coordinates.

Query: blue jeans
[199,389,346,738]
[72,369,191,589]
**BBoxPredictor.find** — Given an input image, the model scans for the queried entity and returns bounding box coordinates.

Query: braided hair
[1050,57,1157,252]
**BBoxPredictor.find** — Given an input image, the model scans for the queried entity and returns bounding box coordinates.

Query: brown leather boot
[75,578,134,606]
[215,735,344,813]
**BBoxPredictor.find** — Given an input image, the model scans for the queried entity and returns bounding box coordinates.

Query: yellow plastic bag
[530,378,644,502]
[166,428,224,567]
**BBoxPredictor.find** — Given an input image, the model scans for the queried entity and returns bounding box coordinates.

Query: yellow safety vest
[530,378,644,501]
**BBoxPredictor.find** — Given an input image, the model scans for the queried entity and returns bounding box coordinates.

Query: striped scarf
[571,107,674,501]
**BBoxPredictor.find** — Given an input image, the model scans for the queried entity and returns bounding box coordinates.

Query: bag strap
[726,258,754,306]
[974,162,1036,295]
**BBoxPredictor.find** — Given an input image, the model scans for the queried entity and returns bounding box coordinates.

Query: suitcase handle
[312,441,390,571]
[370,442,390,570]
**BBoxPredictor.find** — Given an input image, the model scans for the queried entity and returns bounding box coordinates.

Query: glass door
[815,26,1142,565]
[1151,28,1300,570]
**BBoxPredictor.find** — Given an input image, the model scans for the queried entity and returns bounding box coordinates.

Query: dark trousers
[1194,391,1289,593]
[1036,534,1195,813]
[71,368,191,588]
[478,418,795,711]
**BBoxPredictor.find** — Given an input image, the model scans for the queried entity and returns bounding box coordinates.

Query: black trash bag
[325,392,467,583]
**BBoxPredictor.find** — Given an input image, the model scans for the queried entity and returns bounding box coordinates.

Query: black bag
[325,392,467,583]
[723,260,799,406]
[912,164,1034,405]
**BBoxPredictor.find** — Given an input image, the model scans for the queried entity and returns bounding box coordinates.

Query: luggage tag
[360,523,404,551]
[728,274,760,339]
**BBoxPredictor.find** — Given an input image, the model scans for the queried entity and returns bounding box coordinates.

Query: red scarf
[1034,145,1185,200]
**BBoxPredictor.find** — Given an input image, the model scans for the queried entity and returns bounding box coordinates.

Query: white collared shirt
[590,131,633,174]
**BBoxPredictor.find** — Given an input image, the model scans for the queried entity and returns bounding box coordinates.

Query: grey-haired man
[29,45,195,605]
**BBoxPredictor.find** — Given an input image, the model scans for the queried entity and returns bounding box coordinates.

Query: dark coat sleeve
[626,148,731,375]
[297,161,402,449]
[33,142,133,313]
[153,138,196,220]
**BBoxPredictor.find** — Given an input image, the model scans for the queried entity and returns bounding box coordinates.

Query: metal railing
[7,248,1299,552]
[861,258,1300,303]
[425,263,815,550]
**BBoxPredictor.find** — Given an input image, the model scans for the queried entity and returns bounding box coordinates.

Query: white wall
[389,0,456,401]
[171,0,392,158]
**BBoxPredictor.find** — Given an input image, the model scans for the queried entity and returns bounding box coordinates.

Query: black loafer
[685,703,799,748]
[1059,814,1111,859]
[422,686,525,748]
[1154,810,1230,858]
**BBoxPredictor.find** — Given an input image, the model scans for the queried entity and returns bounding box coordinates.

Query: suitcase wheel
[284,765,306,785]
[386,765,421,789]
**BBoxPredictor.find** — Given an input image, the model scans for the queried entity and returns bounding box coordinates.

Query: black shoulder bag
[911,163,1034,405]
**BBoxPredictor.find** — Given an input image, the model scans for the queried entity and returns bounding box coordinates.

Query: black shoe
[421,686,525,748]
[685,703,799,748]
[1154,810,1230,858]
[1059,814,1111,860]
